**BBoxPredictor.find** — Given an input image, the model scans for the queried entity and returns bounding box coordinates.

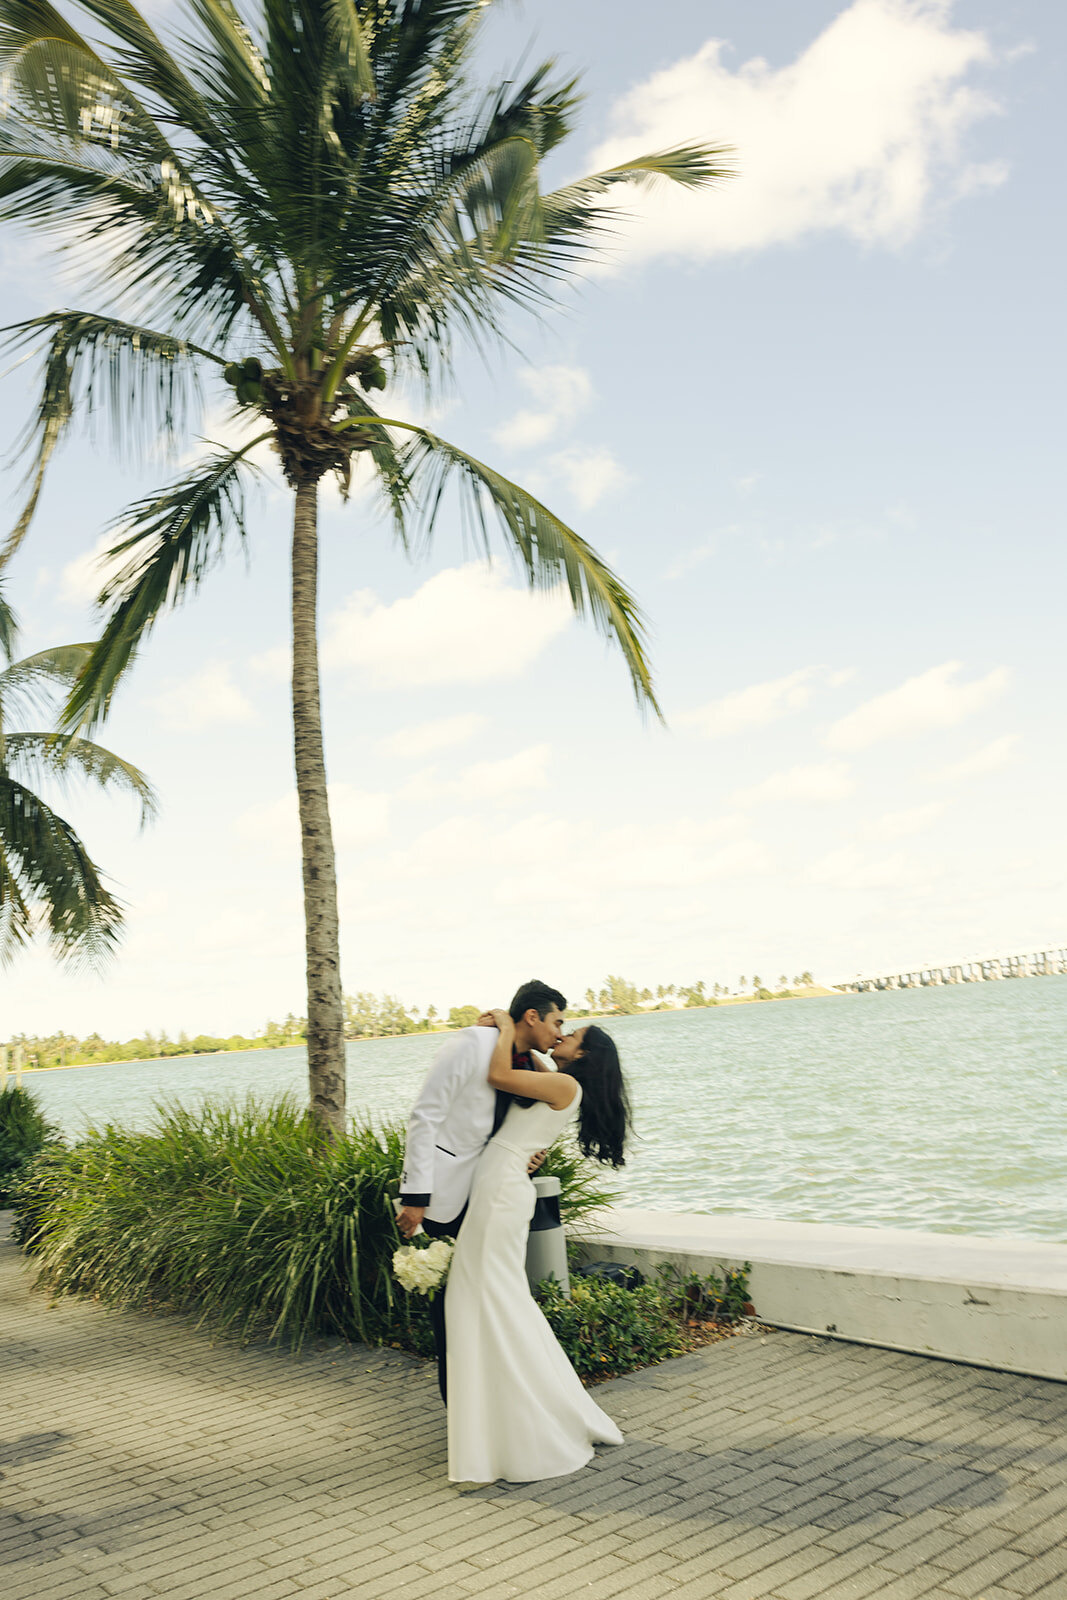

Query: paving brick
[929,1525,1032,1575]
[997,1550,1067,1596]
[849,1567,943,1600]
[773,1545,880,1600]
[4,1222,1067,1600]
[717,1528,828,1582]
[693,1540,837,1600]
[878,1527,969,1573]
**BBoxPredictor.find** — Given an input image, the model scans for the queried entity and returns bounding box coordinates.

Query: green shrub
[656,1260,754,1324]
[13,1096,616,1354]
[0,1084,60,1207]
[536,1261,753,1381]
[537,1275,686,1378]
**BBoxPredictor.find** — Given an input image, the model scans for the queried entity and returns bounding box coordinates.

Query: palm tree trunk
[291,478,346,1137]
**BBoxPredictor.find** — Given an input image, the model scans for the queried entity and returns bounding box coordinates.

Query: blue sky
[2,0,1064,1037]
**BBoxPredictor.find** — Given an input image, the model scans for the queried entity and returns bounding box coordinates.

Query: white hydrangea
[392,1238,454,1297]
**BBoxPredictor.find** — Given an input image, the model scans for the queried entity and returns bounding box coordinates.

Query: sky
[2,0,1065,1038]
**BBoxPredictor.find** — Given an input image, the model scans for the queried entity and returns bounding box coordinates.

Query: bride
[445,1009,631,1484]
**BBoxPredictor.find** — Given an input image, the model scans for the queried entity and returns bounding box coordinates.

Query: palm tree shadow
[467,1430,1007,1527]
[0,1432,71,1471]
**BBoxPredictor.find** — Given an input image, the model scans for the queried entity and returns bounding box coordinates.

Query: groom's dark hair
[509,979,566,1022]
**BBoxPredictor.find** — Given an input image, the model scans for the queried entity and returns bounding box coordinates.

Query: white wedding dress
[445,1085,624,1484]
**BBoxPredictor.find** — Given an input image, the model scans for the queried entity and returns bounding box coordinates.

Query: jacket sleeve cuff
[399,1193,431,1207]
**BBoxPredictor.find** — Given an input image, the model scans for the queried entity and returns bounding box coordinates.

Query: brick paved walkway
[2,1218,1066,1600]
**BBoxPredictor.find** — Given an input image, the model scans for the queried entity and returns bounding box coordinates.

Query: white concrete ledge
[573,1209,1067,1383]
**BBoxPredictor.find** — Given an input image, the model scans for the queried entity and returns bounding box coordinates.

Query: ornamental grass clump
[0,1083,60,1206]
[20,1098,424,1348]
[15,1095,617,1352]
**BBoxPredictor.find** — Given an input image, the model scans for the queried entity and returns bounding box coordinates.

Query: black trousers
[423,1209,465,1404]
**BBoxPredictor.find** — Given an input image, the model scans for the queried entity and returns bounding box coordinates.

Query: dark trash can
[575,1260,645,1291]
[525,1175,569,1294]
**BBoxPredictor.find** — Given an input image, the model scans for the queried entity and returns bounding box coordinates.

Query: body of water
[23,979,1067,1242]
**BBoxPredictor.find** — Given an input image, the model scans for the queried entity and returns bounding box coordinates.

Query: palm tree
[0,0,730,1134]
[0,589,154,965]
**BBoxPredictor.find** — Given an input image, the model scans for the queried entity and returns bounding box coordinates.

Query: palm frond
[534,143,736,261]
[323,0,374,102]
[1,313,218,564]
[0,582,16,661]
[61,436,267,733]
[324,131,545,392]
[68,0,227,149]
[3,732,157,825]
[180,0,272,112]
[0,14,174,167]
[1,324,72,569]
[0,772,123,967]
[340,410,659,716]
[0,643,92,726]
[0,837,32,957]
[0,136,254,349]
[333,388,410,536]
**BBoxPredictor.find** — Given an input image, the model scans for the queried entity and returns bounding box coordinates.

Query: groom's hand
[396,1205,425,1239]
[527,1150,547,1175]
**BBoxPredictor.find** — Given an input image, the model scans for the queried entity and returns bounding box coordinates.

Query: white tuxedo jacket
[400,1027,498,1226]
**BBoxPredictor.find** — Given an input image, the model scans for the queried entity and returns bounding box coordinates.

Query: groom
[397,978,567,1402]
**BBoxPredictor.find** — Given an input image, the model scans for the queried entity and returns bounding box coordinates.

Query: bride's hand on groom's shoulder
[476,1008,514,1034]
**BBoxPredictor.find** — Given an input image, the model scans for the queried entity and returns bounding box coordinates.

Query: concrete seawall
[574,1209,1067,1383]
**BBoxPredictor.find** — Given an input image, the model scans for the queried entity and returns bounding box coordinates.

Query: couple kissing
[398,979,630,1485]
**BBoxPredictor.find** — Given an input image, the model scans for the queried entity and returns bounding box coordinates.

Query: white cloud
[825,661,1009,750]
[733,761,856,807]
[492,365,592,451]
[926,734,1020,784]
[147,662,256,732]
[460,745,551,800]
[239,782,389,853]
[372,809,765,899]
[590,0,1003,265]
[543,447,630,510]
[184,404,279,474]
[59,530,131,607]
[664,525,741,581]
[378,712,487,761]
[400,744,552,804]
[677,666,826,738]
[806,843,936,892]
[324,563,572,688]
[860,801,946,840]
[248,646,290,682]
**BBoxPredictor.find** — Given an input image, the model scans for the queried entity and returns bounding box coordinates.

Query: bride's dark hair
[567,1026,630,1168]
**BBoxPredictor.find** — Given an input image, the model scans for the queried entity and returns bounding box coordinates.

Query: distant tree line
[2,994,488,1069]
[578,973,817,1015]
[5,972,821,1070]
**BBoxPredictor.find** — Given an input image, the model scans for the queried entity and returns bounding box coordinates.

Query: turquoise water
[23,980,1067,1241]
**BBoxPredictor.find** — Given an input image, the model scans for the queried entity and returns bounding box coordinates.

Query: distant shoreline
[5,986,840,1079]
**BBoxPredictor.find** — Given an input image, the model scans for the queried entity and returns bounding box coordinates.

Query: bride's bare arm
[486,1010,577,1108]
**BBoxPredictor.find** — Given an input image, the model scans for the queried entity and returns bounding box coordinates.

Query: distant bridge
[834,945,1067,993]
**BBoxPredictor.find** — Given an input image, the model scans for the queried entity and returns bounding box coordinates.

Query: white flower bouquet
[392,1237,454,1299]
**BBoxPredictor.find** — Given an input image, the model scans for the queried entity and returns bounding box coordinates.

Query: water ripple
[25,979,1067,1242]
